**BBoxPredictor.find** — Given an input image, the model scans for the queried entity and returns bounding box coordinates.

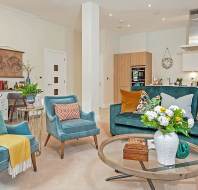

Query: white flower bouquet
[141,105,194,136]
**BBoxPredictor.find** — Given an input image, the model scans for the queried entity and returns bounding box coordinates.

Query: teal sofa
[110,86,198,145]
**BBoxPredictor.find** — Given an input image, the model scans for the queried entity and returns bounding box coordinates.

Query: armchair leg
[93,135,98,149]
[31,153,37,172]
[44,134,51,147]
[60,141,65,159]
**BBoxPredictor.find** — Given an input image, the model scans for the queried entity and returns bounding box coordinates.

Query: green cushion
[0,112,7,135]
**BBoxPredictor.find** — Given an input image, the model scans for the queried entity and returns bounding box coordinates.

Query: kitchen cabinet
[114,51,152,103]
[182,52,198,71]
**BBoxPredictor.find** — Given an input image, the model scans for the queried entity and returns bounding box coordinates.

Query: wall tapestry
[0,48,24,78]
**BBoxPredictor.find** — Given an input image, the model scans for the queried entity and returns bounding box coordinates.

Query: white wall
[119,32,147,53]
[100,30,120,108]
[119,27,196,85]
[0,5,67,90]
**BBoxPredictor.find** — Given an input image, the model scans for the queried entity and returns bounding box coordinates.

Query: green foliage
[141,107,191,137]
[17,83,42,97]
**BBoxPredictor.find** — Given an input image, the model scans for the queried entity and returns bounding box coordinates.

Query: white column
[82,1,100,114]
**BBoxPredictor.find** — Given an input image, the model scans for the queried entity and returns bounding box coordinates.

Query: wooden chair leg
[44,134,51,147]
[31,153,37,172]
[10,100,17,122]
[93,135,98,149]
[60,141,65,159]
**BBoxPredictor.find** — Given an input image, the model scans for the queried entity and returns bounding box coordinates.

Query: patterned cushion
[54,103,80,121]
[136,91,161,114]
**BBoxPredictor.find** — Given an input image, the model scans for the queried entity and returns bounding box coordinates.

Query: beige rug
[1,109,198,190]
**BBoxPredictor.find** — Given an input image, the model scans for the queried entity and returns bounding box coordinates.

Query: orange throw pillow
[120,89,142,113]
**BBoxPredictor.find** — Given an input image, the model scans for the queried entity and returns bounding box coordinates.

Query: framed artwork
[0,48,24,78]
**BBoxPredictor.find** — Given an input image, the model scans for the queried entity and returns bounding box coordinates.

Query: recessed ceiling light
[127,24,131,28]
[148,4,152,8]
[108,13,113,17]
[161,17,166,21]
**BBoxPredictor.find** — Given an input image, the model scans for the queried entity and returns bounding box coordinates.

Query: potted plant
[141,105,194,165]
[18,83,42,107]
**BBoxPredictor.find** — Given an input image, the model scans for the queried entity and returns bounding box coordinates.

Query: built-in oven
[131,66,145,87]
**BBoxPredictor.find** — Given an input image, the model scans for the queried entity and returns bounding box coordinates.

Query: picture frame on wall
[0,48,24,78]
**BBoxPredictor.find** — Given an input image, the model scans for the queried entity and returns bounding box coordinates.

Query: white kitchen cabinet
[0,92,9,120]
[182,52,198,71]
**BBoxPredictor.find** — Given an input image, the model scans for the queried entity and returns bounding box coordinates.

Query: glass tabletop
[99,134,198,180]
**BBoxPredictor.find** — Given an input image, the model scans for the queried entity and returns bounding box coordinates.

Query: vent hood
[181,9,198,50]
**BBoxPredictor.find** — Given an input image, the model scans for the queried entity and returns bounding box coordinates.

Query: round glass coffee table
[98,134,198,190]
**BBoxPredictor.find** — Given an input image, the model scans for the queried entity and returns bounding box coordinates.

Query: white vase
[154,130,179,166]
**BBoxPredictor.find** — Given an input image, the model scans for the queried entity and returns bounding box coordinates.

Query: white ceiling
[0,0,197,33]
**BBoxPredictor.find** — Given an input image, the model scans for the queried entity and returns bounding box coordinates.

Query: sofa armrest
[81,111,95,121]
[45,112,65,140]
[6,121,32,135]
[110,104,121,135]
[110,104,121,116]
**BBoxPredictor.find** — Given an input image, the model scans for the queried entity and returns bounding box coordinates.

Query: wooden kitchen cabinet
[114,51,152,103]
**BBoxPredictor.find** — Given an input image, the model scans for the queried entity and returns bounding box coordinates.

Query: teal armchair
[0,113,38,172]
[44,96,100,159]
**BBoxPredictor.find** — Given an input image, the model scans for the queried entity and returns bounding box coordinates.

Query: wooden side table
[17,106,44,156]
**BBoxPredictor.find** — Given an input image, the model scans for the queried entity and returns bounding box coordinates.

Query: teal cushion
[115,113,151,129]
[61,119,97,134]
[0,112,7,134]
[176,141,190,159]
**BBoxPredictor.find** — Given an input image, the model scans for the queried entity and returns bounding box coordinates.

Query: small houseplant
[141,105,194,165]
[18,83,42,107]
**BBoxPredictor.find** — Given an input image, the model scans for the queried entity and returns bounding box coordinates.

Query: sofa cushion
[0,112,7,135]
[55,103,80,121]
[115,113,149,129]
[0,135,36,164]
[161,93,193,118]
[120,90,142,113]
[61,119,97,134]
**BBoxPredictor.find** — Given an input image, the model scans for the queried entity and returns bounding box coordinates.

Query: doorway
[44,49,67,96]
